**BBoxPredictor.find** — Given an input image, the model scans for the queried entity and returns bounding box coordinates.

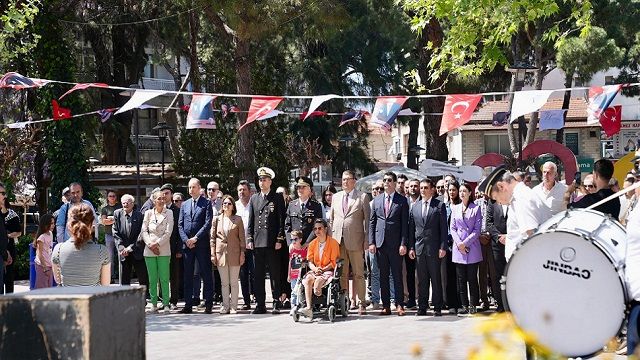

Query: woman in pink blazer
[450,183,483,315]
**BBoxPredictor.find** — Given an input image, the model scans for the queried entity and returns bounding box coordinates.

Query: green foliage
[556,26,623,81]
[401,0,593,80]
[14,234,33,281]
[0,0,41,71]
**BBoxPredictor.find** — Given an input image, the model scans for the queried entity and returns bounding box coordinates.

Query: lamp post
[339,135,355,170]
[153,120,174,184]
[506,61,537,168]
[408,145,425,169]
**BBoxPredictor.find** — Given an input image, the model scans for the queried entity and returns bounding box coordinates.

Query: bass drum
[503,209,627,358]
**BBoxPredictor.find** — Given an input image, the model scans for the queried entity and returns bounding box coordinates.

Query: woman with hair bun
[52,203,111,286]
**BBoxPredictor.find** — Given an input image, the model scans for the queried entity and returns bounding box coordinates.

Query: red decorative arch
[472,153,506,168]
[522,140,578,184]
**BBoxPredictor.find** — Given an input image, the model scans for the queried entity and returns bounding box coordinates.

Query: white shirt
[235,199,250,238]
[626,204,640,300]
[506,182,546,261]
[422,197,431,217]
[318,241,326,260]
[533,181,567,223]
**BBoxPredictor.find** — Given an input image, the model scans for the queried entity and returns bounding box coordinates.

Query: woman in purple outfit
[450,183,483,315]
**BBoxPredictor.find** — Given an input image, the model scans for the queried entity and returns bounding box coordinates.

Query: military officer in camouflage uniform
[246,167,287,314]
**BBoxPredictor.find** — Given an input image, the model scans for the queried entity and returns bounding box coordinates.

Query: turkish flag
[239,96,284,130]
[52,100,72,120]
[599,105,622,137]
[439,94,482,135]
[59,83,109,100]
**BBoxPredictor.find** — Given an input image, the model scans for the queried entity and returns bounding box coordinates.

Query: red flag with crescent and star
[51,100,72,120]
[439,94,482,135]
[599,105,622,137]
[239,96,284,130]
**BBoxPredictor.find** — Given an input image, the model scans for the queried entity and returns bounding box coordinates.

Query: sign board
[612,121,640,158]
[577,157,594,173]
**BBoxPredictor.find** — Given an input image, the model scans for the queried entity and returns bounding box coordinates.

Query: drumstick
[586,180,640,210]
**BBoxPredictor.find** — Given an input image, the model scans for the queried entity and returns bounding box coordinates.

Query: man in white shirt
[479,166,546,261]
[624,171,640,355]
[236,180,254,310]
[533,161,567,223]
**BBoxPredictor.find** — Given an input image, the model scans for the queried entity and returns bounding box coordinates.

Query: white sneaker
[162,306,170,314]
[289,308,296,316]
[146,304,158,314]
[219,307,229,314]
[229,308,237,315]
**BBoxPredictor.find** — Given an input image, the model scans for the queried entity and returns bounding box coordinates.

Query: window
[565,132,579,155]
[574,77,583,87]
[484,134,511,156]
[605,76,615,85]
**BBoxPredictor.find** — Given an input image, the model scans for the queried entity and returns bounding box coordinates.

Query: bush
[14,234,34,281]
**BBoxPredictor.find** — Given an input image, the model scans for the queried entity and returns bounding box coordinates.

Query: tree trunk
[406,118,419,169]
[506,75,518,154]
[188,10,201,92]
[418,19,448,162]
[234,37,255,181]
[555,76,573,144]
[524,47,545,147]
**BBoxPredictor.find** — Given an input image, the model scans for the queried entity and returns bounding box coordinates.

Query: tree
[555,26,623,142]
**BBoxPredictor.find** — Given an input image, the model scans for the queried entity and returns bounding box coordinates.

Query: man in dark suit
[486,199,508,312]
[161,183,183,310]
[369,171,409,316]
[178,178,214,314]
[285,176,323,245]
[408,178,448,316]
[112,194,148,290]
[247,167,287,314]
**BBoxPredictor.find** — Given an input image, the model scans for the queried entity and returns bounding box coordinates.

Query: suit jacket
[450,203,483,264]
[408,197,448,257]
[285,198,323,245]
[307,236,340,270]
[167,203,181,255]
[141,208,174,257]
[112,208,144,260]
[211,214,246,267]
[368,192,409,249]
[330,190,371,251]
[247,190,286,248]
[178,196,213,251]
[486,200,508,251]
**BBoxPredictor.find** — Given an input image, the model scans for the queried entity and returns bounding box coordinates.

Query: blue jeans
[628,304,640,355]
[368,252,394,304]
[290,278,300,306]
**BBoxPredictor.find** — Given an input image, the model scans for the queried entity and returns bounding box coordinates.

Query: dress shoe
[205,305,213,314]
[406,300,417,309]
[397,306,406,316]
[434,310,442,317]
[379,307,391,316]
[468,306,477,314]
[448,308,457,315]
[179,307,193,314]
[241,304,251,310]
[282,299,291,309]
[416,309,427,316]
[358,306,367,315]
[252,306,267,314]
[480,302,490,312]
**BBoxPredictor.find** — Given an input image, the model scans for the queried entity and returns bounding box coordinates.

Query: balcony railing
[140,77,177,91]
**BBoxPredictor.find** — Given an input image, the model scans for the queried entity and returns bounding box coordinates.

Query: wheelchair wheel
[328,305,336,322]
[339,292,349,317]
[293,311,301,322]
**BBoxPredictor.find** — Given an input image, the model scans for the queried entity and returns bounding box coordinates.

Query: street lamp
[506,61,537,168]
[339,135,355,170]
[408,145,425,168]
[152,120,174,184]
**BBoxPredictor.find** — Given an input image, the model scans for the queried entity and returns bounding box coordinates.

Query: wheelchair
[292,258,349,322]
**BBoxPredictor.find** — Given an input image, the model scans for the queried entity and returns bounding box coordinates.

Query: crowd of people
[2,156,640,341]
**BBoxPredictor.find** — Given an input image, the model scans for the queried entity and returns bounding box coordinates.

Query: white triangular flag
[509,90,554,123]
[115,90,166,115]
[257,110,282,121]
[304,94,339,120]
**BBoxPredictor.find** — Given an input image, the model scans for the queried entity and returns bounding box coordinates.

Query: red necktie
[385,195,391,217]
[342,192,349,214]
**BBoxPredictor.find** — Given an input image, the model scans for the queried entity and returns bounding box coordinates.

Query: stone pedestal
[0,286,145,360]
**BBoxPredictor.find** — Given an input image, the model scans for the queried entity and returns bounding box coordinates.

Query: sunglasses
[174,199,183,202]
[207,188,218,191]
[313,227,324,231]
[222,202,233,205]
[382,178,394,183]
[108,195,116,198]
[436,186,444,189]
[585,184,595,188]
[373,187,383,191]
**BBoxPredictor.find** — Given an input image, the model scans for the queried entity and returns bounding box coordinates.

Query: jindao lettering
[542,260,591,279]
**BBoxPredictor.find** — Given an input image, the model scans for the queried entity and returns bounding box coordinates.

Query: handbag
[479,232,491,246]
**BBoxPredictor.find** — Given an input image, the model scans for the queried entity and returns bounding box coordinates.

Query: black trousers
[3,263,14,293]
[254,247,282,308]
[492,244,507,311]
[404,254,416,305]
[442,250,461,309]
[213,268,222,299]
[121,256,149,291]
[416,253,443,311]
[376,242,404,308]
[170,254,183,305]
[183,247,213,308]
[455,263,479,308]
[276,246,290,299]
[240,249,255,304]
